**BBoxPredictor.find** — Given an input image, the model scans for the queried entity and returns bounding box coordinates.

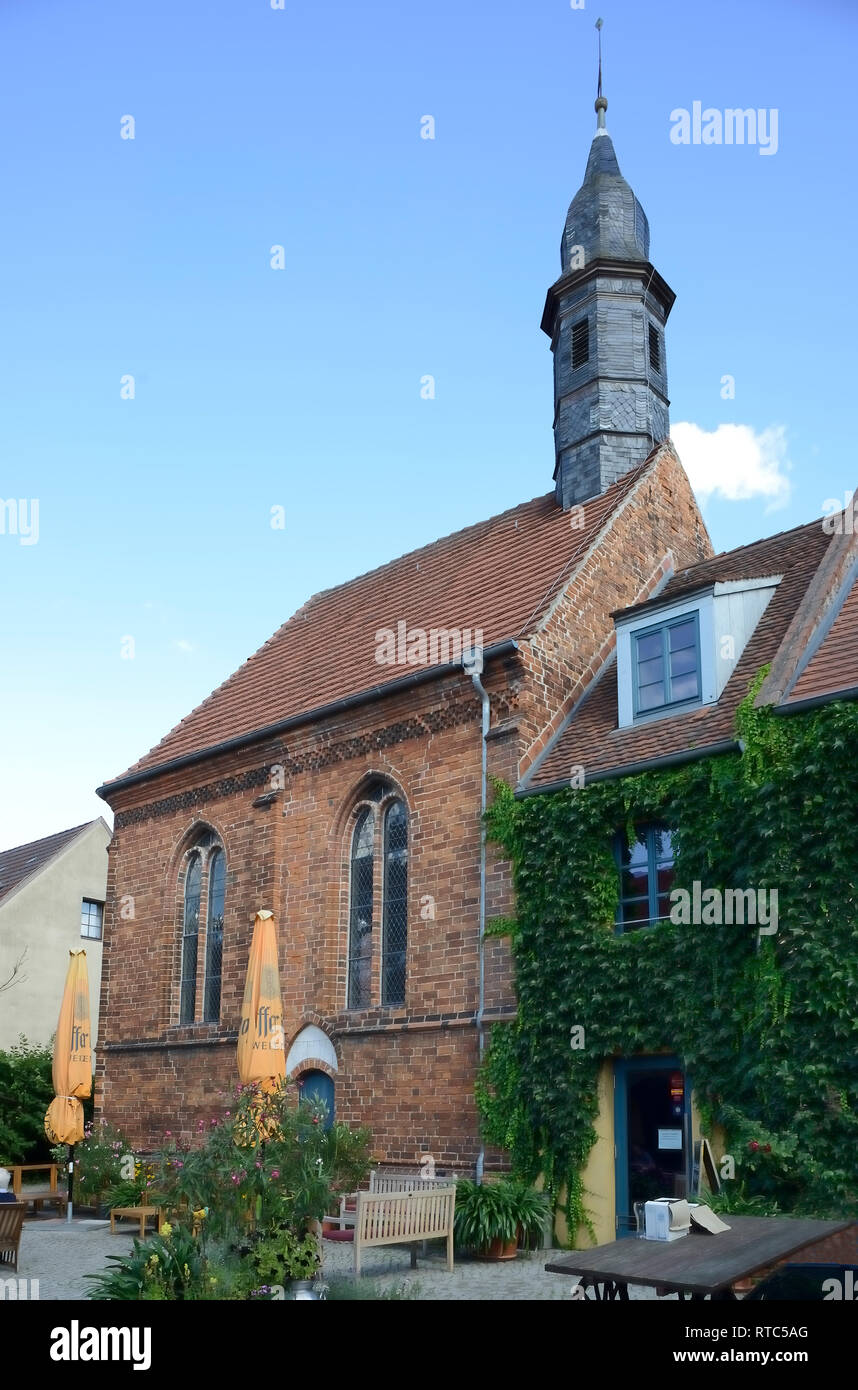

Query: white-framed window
[81,898,104,940]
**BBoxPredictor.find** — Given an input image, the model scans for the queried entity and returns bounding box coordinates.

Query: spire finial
[595,18,607,129]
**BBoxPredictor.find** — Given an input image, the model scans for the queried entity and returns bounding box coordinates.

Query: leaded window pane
[180,853,201,1023]
[382,800,408,1005]
[348,810,374,1009]
[204,849,225,1022]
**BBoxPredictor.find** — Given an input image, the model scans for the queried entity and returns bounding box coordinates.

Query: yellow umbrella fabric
[45,949,92,1146]
[237,911,286,1093]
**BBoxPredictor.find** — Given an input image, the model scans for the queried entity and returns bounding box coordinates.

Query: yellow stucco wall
[0,820,110,1051]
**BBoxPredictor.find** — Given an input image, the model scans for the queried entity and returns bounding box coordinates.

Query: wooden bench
[9,1164,67,1217]
[109,1205,165,1238]
[353,1187,455,1276]
[0,1203,26,1273]
[330,1170,456,1231]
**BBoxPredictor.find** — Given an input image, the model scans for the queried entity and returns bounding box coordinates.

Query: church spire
[595,16,606,127]
[543,51,675,508]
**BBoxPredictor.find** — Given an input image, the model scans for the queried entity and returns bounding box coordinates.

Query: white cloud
[671,422,792,511]
[172,639,195,653]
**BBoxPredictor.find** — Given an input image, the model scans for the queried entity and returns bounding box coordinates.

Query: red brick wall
[519,445,712,777]
[98,672,495,1166]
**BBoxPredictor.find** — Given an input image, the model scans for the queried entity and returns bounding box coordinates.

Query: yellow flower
[161,1222,173,1238]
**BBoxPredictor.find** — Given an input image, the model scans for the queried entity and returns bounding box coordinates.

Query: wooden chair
[0,1203,26,1274]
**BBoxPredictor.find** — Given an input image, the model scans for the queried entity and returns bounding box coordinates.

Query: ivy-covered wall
[479,677,858,1242]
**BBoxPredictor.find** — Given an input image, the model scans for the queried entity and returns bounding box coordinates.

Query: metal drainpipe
[466,655,490,1185]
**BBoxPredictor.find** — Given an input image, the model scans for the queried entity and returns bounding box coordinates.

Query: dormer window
[633,613,700,716]
[615,577,782,730]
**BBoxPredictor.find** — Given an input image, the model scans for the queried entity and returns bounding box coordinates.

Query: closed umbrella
[238,910,286,1094]
[44,950,92,1222]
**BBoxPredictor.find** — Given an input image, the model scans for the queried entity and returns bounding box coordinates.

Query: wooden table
[546,1215,854,1300]
[9,1163,67,1216]
[109,1205,165,1238]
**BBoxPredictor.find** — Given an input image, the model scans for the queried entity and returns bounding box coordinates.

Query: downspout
[465,651,490,1185]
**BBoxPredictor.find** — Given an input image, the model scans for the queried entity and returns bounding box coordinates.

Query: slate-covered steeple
[543,96,675,508]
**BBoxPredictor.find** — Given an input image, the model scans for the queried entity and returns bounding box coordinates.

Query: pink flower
[231,1174,240,1184]
[271,1169,280,1179]
[255,1161,262,1169]
[165,1130,172,1136]
[749,1140,759,1152]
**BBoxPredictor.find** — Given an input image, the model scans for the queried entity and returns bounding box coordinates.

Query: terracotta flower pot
[477,1236,518,1261]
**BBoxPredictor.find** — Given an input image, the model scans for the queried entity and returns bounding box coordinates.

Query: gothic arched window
[180,853,202,1024]
[382,800,408,1005]
[204,849,226,1022]
[348,809,374,1009]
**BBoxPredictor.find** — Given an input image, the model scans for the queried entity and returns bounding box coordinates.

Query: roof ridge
[672,515,820,579]
[519,445,668,638]
[102,489,567,781]
[0,819,94,859]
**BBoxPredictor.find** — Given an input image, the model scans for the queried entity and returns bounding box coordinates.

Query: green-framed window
[614,823,675,932]
[633,612,700,716]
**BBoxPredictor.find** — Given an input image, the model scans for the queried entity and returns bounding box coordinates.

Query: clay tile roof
[102,453,660,790]
[785,570,858,704]
[0,822,93,904]
[523,518,830,792]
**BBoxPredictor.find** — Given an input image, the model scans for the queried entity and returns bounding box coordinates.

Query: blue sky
[0,0,855,847]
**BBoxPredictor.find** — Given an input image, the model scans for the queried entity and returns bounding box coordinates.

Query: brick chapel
[96,97,713,1170]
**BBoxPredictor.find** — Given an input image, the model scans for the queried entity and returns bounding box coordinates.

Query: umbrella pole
[67,1143,74,1223]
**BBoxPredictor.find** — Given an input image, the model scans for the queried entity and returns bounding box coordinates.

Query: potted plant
[454,1179,548,1260]
[249,1225,322,1298]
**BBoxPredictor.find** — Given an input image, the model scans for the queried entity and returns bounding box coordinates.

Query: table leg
[587,1279,629,1300]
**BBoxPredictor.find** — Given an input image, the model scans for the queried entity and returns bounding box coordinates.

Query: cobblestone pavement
[15,1216,135,1301]
[14,1214,659,1301]
[317,1235,659,1300]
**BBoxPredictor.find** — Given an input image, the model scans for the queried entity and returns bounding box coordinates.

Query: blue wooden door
[299,1069,335,1130]
[614,1056,691,1237]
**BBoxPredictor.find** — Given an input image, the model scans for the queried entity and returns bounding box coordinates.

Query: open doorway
[614,1056,691,1236]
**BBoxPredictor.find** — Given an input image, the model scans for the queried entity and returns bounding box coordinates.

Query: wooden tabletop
[545,1215,854,1296]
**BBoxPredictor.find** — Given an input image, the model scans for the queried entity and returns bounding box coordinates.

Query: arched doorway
[298,1069,335,1130]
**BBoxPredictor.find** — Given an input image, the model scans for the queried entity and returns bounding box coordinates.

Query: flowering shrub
[147,1080,371,1244]
[86,1222,212,1301]
[58,1119,134,1203]
[87,1084,373,1301]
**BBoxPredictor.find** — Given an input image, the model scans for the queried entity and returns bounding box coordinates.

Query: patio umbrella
[237,910,286,1095]
[44,950,92,1222]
